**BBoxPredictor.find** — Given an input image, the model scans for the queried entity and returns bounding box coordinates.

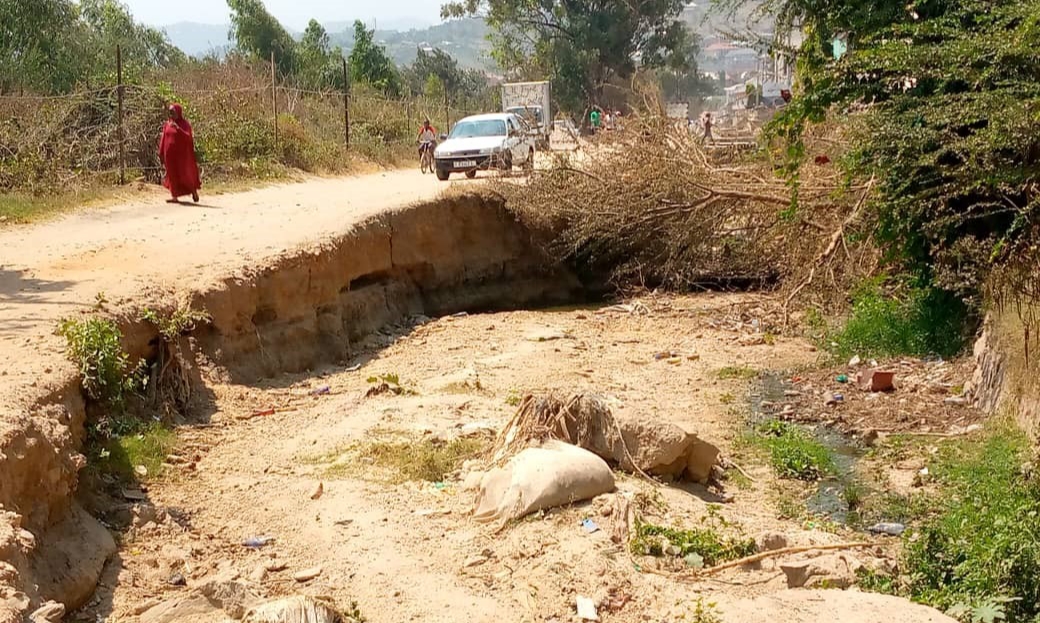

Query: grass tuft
[750,419,835,481]
[323,435,486,484]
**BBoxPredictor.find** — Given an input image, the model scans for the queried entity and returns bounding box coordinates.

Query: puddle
[749,373,867,525]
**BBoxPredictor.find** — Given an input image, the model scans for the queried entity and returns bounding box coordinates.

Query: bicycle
[419,141,435,174]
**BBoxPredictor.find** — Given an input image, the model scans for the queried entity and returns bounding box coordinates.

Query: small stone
[310,482,324,500]
[29,601,65,623]
[848,355,862,367]
[823,391,838,406]
[944,396,968,406]
[292,567,323,582]
[264,561,288,572]
[250,565,267,583]
[756,531,789,551]
[167,573,186,586]
[463,556,489,568]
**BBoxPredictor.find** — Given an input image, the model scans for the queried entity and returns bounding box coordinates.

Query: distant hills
[161,7,767,71]
[160,18,491,70]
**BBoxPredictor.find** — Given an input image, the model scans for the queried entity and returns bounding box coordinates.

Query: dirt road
[0,170,455,406]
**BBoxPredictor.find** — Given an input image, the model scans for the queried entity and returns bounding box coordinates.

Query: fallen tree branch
[700,542,875,576]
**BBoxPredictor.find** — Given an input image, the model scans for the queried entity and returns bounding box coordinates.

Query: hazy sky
[121,0,447,29]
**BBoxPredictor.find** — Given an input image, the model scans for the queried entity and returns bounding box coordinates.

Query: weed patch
[324,435,486,484]
[92,421,178,483]
[824,279,970,359]
[860,425,1040,623]
[750,419,834,481]
[630,508,756,567]
[57,317,142,409]
[717,366,758,380]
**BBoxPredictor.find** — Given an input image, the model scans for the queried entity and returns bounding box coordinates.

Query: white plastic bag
[474,440,615,523]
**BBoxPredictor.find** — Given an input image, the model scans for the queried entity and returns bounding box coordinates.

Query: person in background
[159,104,201,204]
[590,108,602,133]
[701,112,715,145]
[417,119,438,155]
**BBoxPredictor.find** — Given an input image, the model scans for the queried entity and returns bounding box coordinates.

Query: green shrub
[826,278,970,359]
[57,317,141,408]
[900,428,1040,622]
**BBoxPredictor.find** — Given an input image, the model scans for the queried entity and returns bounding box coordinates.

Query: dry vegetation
[503,115,878,322]
[0,59,481,202]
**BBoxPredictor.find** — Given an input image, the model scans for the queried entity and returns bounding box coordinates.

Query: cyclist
[417,119,438,158]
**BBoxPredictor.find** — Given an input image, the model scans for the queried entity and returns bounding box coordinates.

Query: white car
[434,113,536,181]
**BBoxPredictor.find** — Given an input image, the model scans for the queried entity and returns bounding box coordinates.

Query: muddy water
[749,373,866,525]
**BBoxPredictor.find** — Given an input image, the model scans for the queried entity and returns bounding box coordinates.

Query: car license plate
[454,160,477,168]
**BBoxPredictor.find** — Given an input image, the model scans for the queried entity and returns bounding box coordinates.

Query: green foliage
[737,0,1040,315]
[57,317,141,408]
[298,19,346,91]
[228,0,298,76]
[825,278,970,359]
[0,0,90,93]
[93,421,178,483]
[751,419,834,481]
[898,428,1040,622]
[141,306,210,341]
[686,598,723,623]
[442,0,698,113]
[717,366,758,380]
[80,0,185,80]
[631,508,757,567]
[348,20,401,96]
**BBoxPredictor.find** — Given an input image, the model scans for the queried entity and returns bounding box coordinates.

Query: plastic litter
[309,386,331,396]
[243,536,276,548]
[836,374,849,384]
[581,518,600,534]
[576,596,599,621]
[867,522,906,537]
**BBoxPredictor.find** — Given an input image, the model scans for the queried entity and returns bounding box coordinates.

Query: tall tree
[348,20,400,95]
[80,0,184,79]
[227,0,298,76]
[441,0,697,113]
[0,0,89,93]
[299,19,345,90]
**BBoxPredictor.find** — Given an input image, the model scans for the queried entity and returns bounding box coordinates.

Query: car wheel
[465,170,477,179]
[436,170,450,181]
[523,148,534,171]
[499,152,513,172]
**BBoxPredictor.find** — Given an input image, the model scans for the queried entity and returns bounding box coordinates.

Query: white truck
[501,81,552,150]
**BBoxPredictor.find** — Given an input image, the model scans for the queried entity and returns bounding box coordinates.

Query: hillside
[162,17,491,70]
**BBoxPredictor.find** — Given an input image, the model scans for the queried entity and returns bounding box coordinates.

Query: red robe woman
[159,104,201,203]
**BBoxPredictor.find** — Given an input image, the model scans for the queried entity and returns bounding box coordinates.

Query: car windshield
[450,119,507,139]
[507,107,543,125]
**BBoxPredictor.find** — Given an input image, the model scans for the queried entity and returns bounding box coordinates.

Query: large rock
[30,503,116,610]
[780,553,863,589]
[607,414,721,483]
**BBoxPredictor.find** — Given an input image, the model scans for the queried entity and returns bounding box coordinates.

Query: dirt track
[0,170,457,408]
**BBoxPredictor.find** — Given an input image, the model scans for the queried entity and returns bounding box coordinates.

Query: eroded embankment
[0,192,583,620]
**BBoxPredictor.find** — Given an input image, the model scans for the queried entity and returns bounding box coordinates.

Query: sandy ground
[0,169,480,409]
[80,294,954,623]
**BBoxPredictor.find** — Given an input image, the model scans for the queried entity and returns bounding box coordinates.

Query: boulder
[780,553,863,589]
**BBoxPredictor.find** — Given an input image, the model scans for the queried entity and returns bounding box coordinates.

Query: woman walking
[159,104,201,204]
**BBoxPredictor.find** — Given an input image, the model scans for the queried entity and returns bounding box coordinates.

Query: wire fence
[0,50,490,194]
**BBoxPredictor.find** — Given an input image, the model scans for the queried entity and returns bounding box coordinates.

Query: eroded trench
[3,192,598,620]
[4,191,984,623]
